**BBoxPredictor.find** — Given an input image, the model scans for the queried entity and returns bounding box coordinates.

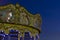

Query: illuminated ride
[0,4,42,40]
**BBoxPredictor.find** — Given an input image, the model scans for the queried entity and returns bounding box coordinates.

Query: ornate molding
[0,4,42,33]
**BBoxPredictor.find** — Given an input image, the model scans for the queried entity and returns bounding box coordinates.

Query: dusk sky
[0,0,60,40]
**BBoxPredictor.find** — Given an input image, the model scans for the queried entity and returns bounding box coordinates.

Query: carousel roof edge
[0,3,42,33]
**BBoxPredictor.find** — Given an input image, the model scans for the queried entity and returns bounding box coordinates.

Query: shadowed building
[0,4,42,40]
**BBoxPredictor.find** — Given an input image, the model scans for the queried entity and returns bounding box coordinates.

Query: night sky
[0,0,60,40]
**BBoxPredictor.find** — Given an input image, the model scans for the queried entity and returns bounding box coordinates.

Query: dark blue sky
[0,0,60,40]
